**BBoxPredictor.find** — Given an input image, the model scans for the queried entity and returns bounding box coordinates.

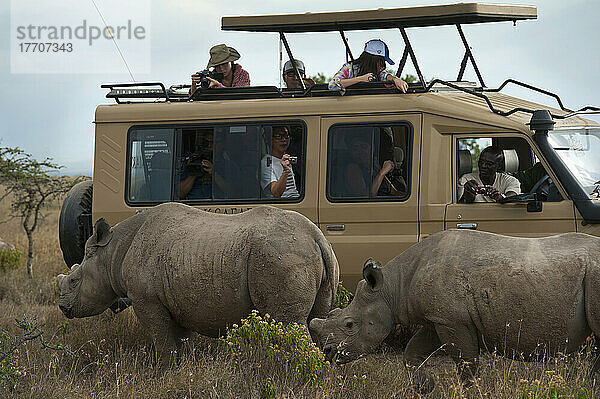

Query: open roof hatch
[222,3,537,91]
[102,3,599,120]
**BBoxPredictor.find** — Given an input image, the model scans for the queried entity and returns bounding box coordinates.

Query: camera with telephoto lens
[196,69,225,89]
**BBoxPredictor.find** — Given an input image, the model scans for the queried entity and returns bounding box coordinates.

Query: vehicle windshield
[549,128,600,199]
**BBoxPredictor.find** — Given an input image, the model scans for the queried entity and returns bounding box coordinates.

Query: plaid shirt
[214,63,250,88]
[328,62,391,94]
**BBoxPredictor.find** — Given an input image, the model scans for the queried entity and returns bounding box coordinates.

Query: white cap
[283,59,306,74]
[364,39,394,65]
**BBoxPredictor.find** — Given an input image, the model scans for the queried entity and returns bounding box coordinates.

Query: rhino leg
[133,302,192,367]
[403,326,441,394]
[435,323,480,384]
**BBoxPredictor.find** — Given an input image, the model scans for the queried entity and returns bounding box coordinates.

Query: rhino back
[121,204,325,336]
[392,230,600,353]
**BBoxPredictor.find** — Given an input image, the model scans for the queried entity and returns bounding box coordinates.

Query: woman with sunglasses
[261,126,299,198]
[328,39,408,95]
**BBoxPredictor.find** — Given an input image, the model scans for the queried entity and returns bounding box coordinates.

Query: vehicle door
[318,114,421,291]
[445,133,576,236]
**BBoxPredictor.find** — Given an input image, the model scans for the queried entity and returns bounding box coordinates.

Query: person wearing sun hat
[328,39,408,94]
[191,44,251,92]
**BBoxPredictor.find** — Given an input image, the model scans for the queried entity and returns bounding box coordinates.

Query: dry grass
[0,195,596,398]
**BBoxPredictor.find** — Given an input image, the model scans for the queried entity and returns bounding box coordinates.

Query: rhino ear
[363,258,384,291]
[92,218,113,247]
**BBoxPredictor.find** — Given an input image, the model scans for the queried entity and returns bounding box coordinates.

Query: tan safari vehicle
[60,3,600,296]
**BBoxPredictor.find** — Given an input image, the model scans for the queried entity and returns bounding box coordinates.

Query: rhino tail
[315,233,340,309]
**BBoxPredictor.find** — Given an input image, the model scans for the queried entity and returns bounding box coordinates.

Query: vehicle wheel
[59,180,93,268]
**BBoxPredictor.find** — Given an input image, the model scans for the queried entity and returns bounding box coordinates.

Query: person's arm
[329,63,372,92]
[269,154,292,198]
[178,176,196,198]
[459,179,478,203]
[371,160,395,196]
[382,73,408,93]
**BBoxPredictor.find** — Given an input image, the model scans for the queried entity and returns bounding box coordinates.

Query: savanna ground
[0,193,596,398]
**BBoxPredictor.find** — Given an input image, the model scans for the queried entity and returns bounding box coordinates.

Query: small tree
[0,146,81,277]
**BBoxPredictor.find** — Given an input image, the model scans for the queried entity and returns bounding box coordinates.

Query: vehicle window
[127,122,306,204]
[128,128,175,202]
[327,123,411,201]
[457,137,562,203]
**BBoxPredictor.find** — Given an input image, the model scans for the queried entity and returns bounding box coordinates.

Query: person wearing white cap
[328,39,408,94]
[282,59,315,89]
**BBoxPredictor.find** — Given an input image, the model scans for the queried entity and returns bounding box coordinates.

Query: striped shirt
[328,62,391,94]
[261,155,299,198]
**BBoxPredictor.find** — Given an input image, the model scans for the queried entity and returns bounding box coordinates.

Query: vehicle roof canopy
[221,3,537,33]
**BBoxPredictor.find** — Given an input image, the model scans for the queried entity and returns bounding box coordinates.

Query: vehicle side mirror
[527,199,543,212]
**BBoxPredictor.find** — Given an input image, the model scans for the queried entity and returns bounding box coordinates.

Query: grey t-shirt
[457,172,521,202]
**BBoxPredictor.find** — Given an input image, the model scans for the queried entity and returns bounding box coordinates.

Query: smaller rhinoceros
[309,229,600,385]
[57,203,339,364]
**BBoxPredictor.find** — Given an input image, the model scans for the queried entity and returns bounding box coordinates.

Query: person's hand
[201,160,213,175]
[391,76,408,93]
[191,73,201,86]
[486,187,504,202]
[280,154,292,173]
[207,77,221,88]
[357,73,377,83]
[381,160,395,175]
[464,180,478,195]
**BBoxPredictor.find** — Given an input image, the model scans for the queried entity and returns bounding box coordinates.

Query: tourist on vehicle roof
[283,59,315,89]
[328,39,408,94]
[190,44,250,92]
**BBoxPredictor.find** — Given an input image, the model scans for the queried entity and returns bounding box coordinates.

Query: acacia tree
[0,146,80,277]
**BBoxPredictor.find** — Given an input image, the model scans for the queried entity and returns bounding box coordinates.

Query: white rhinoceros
[57,203,339,362]
[309,229,600,386]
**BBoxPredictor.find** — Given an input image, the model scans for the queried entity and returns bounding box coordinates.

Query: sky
[1,0,599,175]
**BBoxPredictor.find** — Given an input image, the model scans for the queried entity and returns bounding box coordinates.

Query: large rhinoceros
[57,203,339,362]
[309,229,600,385]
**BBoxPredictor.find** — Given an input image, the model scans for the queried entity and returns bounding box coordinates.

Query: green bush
[0,329,20,391]
[219,310,330,385]
[335,282,354,309]
[520,371,589,398]
[0,248,21,273]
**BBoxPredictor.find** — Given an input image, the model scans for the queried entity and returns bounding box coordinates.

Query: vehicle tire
[59,180,93,269]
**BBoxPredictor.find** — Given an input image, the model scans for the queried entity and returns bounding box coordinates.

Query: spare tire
[59,180,93,268]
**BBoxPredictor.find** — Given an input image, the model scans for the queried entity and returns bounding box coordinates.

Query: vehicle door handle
[326,224,345,231]
[456,223,478,230]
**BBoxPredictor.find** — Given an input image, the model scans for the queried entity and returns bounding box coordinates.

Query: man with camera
[458,146,521,203]
[283,59,315,90]
[261,125,299,198]
[190,44,250,93]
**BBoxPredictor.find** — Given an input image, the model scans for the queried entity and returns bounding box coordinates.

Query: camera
[196,69,225,89]
[474,185,493,195]
[288,156,298,165]
[184,150,212,176]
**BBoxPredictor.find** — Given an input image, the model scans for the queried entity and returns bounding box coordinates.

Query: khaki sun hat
[206,44,240,68]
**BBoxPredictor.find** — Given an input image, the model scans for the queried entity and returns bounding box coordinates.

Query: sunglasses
[284,71,305,78]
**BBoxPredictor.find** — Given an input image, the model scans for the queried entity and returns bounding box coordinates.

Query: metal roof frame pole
[338,29,355,64]
[395,46,409,78]
[456,24,486,88]
[399,28,426,90]
[279,32,306,91]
